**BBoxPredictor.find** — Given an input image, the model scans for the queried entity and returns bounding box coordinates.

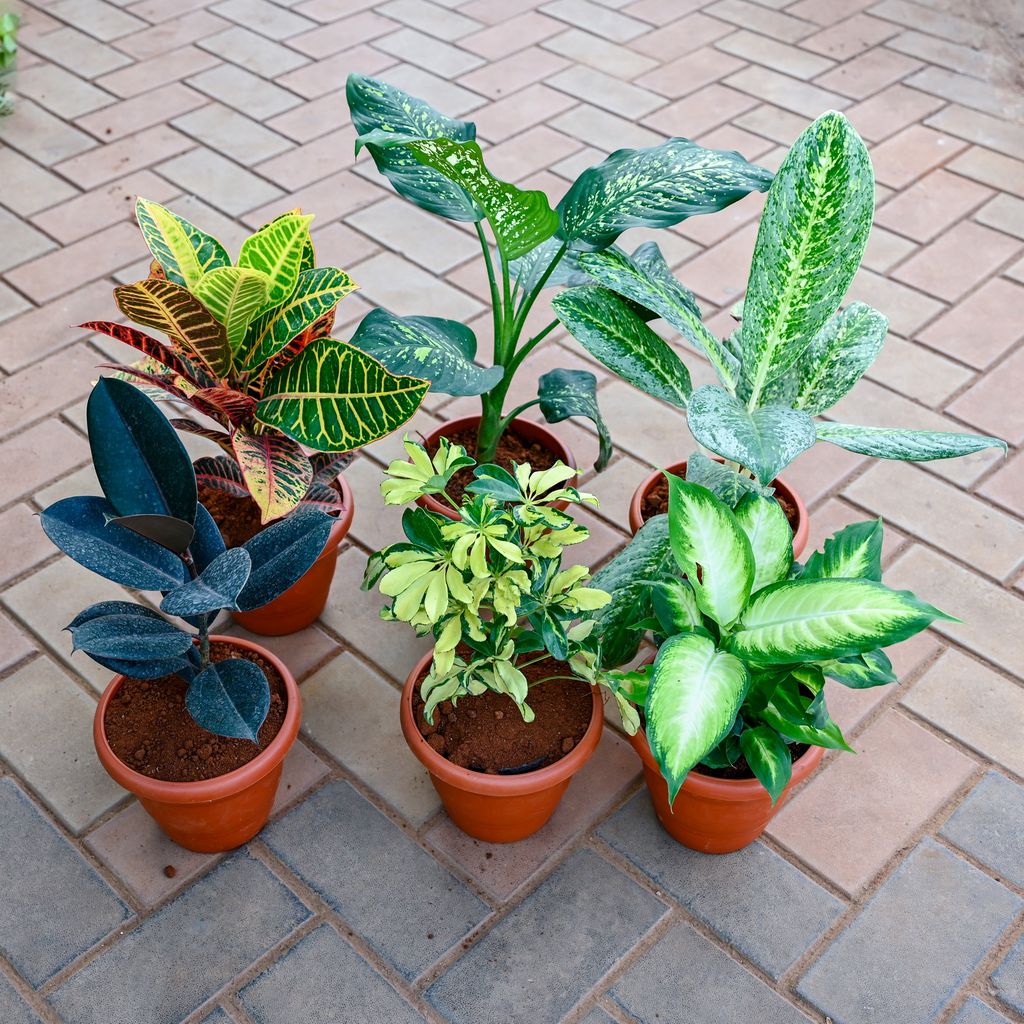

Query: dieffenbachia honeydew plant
[596,475,952,802]
[345,73,773,469]
[362,437,613,722]
[83,199,429,523]
[555,111,1005,504]
[40,378,332,740]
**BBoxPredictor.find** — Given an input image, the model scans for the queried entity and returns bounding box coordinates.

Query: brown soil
[413,657,592,773]
[697,742,809,782]
[640,475,799,533]
[104,640,287,783]
[424,423,560,507]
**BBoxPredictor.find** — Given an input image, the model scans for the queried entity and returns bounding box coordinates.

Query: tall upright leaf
[135,198,230,289]
[801,519,883,581]
[231,428,314,523]
[238,213,314,305]
[193,267,270,355]
[734,492,792,591]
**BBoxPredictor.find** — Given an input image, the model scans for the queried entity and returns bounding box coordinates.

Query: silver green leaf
[684,451,770,507]
[741,112,874,407]
[801,519,883,582]
[506,237,602,292]
[739,725,792,803]
[537,368,612,471]
[734,492,792,592]
[815,422,1007,461]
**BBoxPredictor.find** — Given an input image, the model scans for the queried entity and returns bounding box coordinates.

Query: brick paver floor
[1,0,1023,1021]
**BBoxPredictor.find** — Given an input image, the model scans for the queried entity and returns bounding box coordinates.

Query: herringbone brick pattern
[0,0,1022,1021]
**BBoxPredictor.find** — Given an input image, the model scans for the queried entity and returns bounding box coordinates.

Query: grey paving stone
[0,973,43,1024]
[262,780,487,980]
[579,1009,617,1024]
[598,792,844,979]
[239,924,423,1024]
[49,853,309,1024]
[0,779,130,987]
[427,848,667,1024]
[798,839,1022,1024]
[941,772,1024,889]
[609,922,812,1024]
[199,1011,232,1024]
[951,996,1013,1024]
[993,934,1024,1014]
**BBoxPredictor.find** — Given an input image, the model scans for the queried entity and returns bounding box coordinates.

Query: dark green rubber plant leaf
[135,198,230,289]
[347,72,480,221]
[349,307,502,397]
[186,658,270,741]
[161,547,252,617]
[557,137,773,250]
[108,514,195,555]
[815,422,1007,461]
[190,503,227,573]
[553,286,692,408]
[537,368,612,471]
[801,518,883,582]
[69,613,194,661]
[739,725,792,803]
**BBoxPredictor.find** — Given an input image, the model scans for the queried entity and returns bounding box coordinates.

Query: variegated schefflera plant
[344,73,774,469]
[596,475,953,802]
[83,200,429,523]
[554,111,1005,504]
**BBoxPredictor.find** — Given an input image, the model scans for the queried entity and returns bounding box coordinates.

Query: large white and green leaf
[665,474,754,628]
[649,577,702,637]
[557,138,773,250]
[801,519,883,581]
[238,213,314,306]
[537,368,611,471]
[739,725,792,803]
[255,338,429,452]
[193,267,270,355]
[684,451,771,507]
[553,286,692,408]
[687,385,816,485]
[349,307,501,397]
[645,633,750,803]
[821,649,895,688]
[728,578,953,664]
[734,492,792,592]
[815,422,1007,461]
[741,112,874,407]
[135,198,230,289]
[347,72,479,221]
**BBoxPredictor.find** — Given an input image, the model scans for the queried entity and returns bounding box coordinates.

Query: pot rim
[320,471,355,557]
[627,457,809,557]
[94,634,301,804]
[400,649,603,796]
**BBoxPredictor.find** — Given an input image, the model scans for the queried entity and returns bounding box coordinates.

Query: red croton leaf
[169,418,234,455]
[231,428,313,523]
[99,363,191,403]
[191,387,258,428]
[193,455,249,498]
[82,321,206,385]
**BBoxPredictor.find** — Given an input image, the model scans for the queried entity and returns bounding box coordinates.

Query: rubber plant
[596,474,953,802]
[554,110,1006,502]
[345,73,774,470]
[83,199,429,523]
[39,377,333,740]
[362,436,614,721]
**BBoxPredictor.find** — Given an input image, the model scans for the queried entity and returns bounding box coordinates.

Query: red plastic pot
[231,474,354,636]
[416,415,575,521]
[625,724,823,853]
[93,635,301,853]
[628,459,809,558]
[400,650,603,842]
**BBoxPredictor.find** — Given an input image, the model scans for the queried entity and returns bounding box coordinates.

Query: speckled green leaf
[238,213,314,306]
[815,422,1007,461]
[734,492,792,592]
[193,267,270,355]
[801,519,883,582]
[821,649,895,688]
[741,113,874,406]
[506,237,598,292]
[537,368,611,471]
[684,452,770,507]
[135,198,230,289]
[739,726,791,803]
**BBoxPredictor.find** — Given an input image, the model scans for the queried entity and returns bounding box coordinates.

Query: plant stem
[512,241,568,339]
[475,222,503,360]
[507,320,559,378]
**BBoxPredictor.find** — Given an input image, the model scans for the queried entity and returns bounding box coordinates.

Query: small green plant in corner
[594,474,953,802]
[39,377,332,740]
[0,11,18,116]
[362,436,613,723]
[554,110,1005,505]
[345,73,774,470]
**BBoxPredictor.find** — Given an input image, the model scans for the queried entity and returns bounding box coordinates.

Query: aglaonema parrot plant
[83,199,429,523]
[554,111,1005,505]
[39,377,333,741]
[594,475,952,802]
[344,72,774,470]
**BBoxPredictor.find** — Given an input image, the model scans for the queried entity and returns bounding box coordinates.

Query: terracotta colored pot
[627,459,809,558]
[416,415,575,521]
[231,474,354,636]
[94,635,301,853]
[400,650,603,842]
[625,725,823,853]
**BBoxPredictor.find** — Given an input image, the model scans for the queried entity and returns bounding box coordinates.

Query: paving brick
[0,147,78,216]
[158,148,283,217]
[705,0,815,42]
[289,10,399,58]
[95,45,220,99]
[0,612,36,673]
[978,448,1024,515]
[724,65,847,118]
[464,12,564,61]
[49,853,310,1024]
[198,24,310,73]
[636,46,745,100]
[548,64,665,118]
[257,128,357,190]
[719,29,835,80]
[379,30,486,82]
[14,62,116,119]
[0,98,97,165]
[0,779,129,986]
[993,936,1024,1015]
[630,11,733,62]
[117,10,231,60]
[0,974,42,1024]
[263,780,488,979]
[768,710,975,894]
[908,66,1024,122]
[188,63,304,118]
[798,839,1021,1023]
[379,0,481,39]
[483,124,581,183]
[814,46,920,100]
[47,0,146,41]
[173,102,293,163]
[552,104,662,150]
[0,419,90,502]
[676,220,759,304]
[212,0,317,38]
[54,125,196,190]
[948,344,1024,445]
[845,83,945,143]
[545,28,656,80]
[0,504,56,586]
[902,648,1024,776]
[866,334,971,407]
[541,0,648,42]
[876,168,992,243]
[610,921,812,1024]
[21,25,132,77]
[870,0,989,44]
[348,251,484,322]
[951,997,1014,1024]
[0,208,55,273]
[428,848,666,1023]
[927,105,1024,162]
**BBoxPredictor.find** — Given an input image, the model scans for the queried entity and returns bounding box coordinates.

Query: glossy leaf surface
[231,427,313,523]
[161,547,252,617]
[537,368,611,471]
[238,213,314,305]
[815,422,1007,461]
[186,658,270,741]
[135,198,230,289]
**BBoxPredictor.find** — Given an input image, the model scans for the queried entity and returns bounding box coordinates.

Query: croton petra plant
[596,475,951,801]
[362,437,612,722]
[555,111,1005,503]
[345,73,773,469]
[84,199,429,522]
[39,378,332,740]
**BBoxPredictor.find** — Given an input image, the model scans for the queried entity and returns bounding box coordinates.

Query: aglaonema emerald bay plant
[595,475,952,802]
[345,73,774,469]
[554,110,1005,505]
[39,377,333,741]
[361,436,613,723]
[83,199,429,523]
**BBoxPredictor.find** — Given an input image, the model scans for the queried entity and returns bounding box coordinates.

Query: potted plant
[82,198,430,634]
[344,73,774,516]
[362,436,616,841]
[554,111,1005,544]
[592,473,953,853]
[0,11,17,116]
[39,377,333,852]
